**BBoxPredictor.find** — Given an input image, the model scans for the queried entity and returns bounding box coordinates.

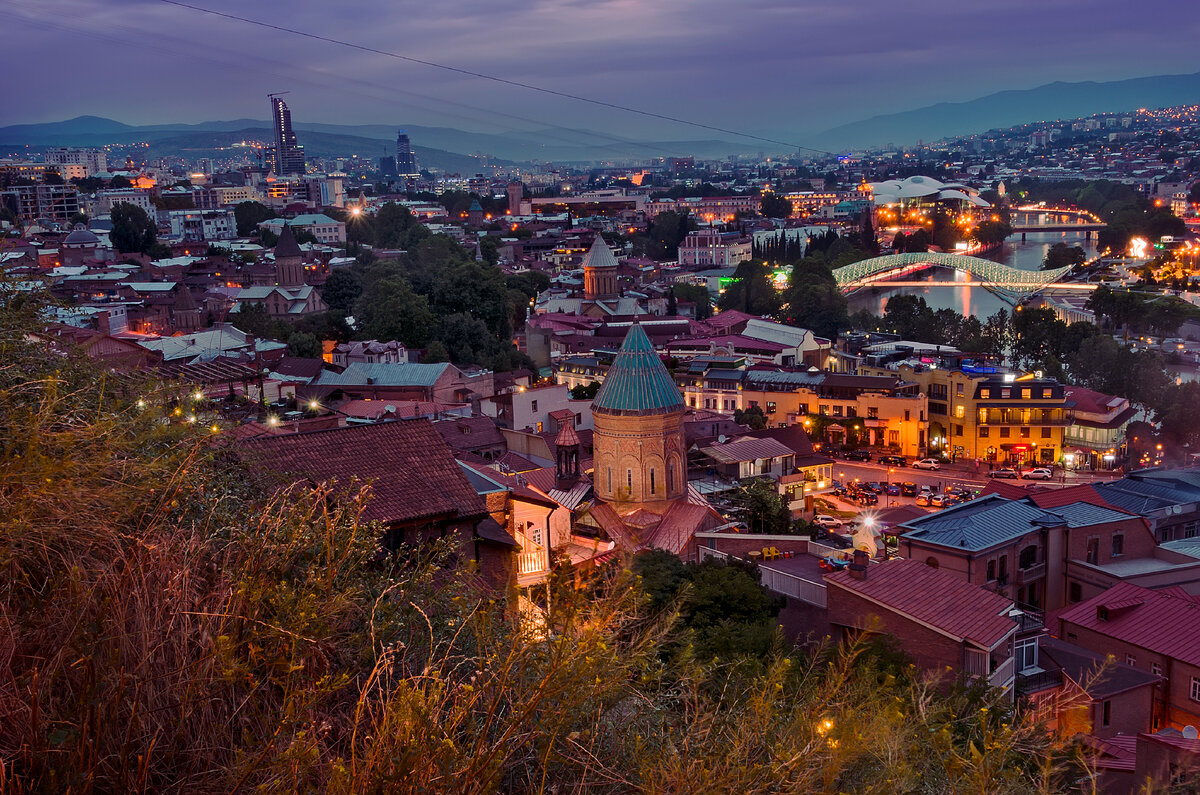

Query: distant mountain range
[4,69,1200,164]
[0,116,766,167]
[815,70,1200,151]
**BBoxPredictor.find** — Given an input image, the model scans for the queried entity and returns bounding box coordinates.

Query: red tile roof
[826,558,1017,649]
[1055,582,1200,667]
[238,419,488,525]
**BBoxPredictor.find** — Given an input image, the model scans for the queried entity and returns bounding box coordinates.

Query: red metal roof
[826,558,1017,649]
[1055,582,1200,667]
[238,419,488,525]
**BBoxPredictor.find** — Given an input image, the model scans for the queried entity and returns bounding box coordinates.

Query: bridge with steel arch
[832,252,1073,304]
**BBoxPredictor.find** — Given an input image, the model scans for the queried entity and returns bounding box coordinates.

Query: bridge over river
[833,252,1082,304]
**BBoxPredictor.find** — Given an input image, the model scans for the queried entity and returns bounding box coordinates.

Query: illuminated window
[954,405,964,419]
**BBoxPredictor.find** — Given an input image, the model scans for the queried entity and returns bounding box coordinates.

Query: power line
[158,0,835,156]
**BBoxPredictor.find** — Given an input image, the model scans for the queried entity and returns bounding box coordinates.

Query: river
[846,231,1100,320]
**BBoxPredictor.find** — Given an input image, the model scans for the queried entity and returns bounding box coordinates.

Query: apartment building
[860,362,1070,465]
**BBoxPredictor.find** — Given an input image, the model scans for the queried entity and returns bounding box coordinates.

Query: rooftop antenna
[267,91,291,99]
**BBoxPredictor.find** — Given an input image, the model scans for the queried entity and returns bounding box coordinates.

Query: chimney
[849,549,869,581]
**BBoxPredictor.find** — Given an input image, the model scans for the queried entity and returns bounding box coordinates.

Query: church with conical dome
[577,324,724,560]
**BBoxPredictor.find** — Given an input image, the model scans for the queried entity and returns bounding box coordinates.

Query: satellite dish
[718,435,727,444]
[1184,726,1198,740]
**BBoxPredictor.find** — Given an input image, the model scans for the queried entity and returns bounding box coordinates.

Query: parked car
[900,482,919,497]
[990,468,1020,479]
[878,455,906,466]
[814,515,842,529]
[1023,467,1055,480]
[885,483,901,496]
[930,494,955,508]
[952,488,976,501]
[853,491,879,506]
[913,458,941,471]
[845,449,872,462]
[915,492,932,507]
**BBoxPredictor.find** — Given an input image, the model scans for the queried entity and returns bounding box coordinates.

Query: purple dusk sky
[2,0,1198,140]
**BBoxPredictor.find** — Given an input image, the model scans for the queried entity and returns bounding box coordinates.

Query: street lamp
[887,467,895,507]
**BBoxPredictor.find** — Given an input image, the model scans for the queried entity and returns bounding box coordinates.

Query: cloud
[1,0,1197,142]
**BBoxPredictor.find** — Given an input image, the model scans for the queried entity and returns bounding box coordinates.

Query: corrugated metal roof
[826,558,1016,648]
[1043,502,1136,528]
[1056,582,1200,667]
[592,325,684,416]
[701,436,794,464]
[313,362,450,388]
[900,495,1054,551]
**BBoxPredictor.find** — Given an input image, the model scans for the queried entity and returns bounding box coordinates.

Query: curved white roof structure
[869,176,990,208]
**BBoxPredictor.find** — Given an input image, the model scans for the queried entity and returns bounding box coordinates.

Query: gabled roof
[899,494,1055,551]
[312,361,451,388]
[237,420,489,526]
[701,435,794,465]
[1055,581,1200,667]
[592,324,684,417]
[1037,636,1161,699]
[826,558,1016,649]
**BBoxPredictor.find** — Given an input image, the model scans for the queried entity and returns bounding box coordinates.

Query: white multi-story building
[92,189,156,218]
[259,214,346,245]
[163,208,237,242]
[44,147,107,176]
[677,230,752,268]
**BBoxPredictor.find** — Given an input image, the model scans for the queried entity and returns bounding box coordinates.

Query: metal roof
[899,494,1055,551]
[592,324,684,416]
[312,362,451,388]
[1056,582,1200,667]
[581,237,618,270]
[700,436,795,464]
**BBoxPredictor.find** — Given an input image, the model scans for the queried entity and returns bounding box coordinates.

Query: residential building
[898,487,1164,612]
[330,340,411,368]
[479,382,592,434]
[1063,386,1136,471]
[826,556,1019,693]
[1053,582,1200,733]
[92,189,156,218]
[1,183,80,223]
[164,208,237,242]
[1095,469,1200,543]
[259,214,347,244]
[308,361,495,405]
[677,230,753,268]
[860,362,1071,465]
[43,146,107,175]
[237,420,517,590]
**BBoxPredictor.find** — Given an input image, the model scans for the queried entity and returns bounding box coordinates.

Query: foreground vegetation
[0,291,1099,793]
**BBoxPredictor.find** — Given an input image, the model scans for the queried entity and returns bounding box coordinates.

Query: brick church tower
[591,324,687,514]
[582,236,619,301]
[273,224,306,288]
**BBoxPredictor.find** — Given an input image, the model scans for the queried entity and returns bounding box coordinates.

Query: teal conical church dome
[592,324,684,417]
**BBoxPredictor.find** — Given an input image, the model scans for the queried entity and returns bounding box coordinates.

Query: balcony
[1016,668,1063,695]
[1016,562,1046,584]
[989,656,1016,690]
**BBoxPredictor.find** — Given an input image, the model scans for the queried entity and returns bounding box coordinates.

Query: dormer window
[1097,606,1109,621]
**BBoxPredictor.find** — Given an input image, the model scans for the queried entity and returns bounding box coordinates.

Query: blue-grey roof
[745,370,824,388]
[312,362,450,388]
[592,324,684,416]
[1094,473,1200,515]
[1041,502,1137,528]
[899,495,1055,551]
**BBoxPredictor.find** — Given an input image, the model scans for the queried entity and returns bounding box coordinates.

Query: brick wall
[827,585,964,676]
[1058,618,1200,731]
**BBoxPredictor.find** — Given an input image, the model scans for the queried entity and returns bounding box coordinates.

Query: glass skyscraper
[396,131,419,177]
[270,96,306,175]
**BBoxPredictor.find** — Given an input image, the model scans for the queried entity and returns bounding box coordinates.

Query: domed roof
[62,224,100,246]
[592,324,684,417]
[581,236,618,270]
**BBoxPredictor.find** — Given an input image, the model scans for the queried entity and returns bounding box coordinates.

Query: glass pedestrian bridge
[833,252,1074,304]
